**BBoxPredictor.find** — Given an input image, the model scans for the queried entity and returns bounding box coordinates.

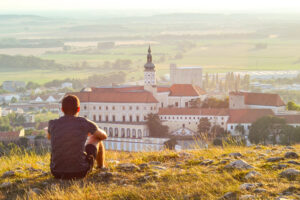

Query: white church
[69,46,300,151]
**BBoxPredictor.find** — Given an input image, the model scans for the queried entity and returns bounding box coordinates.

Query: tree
[197,117,211,134]
[249,115,286,145]
[235,124,245,136]
[211,125,225,137]
[287,101,300,111]
[10,97,17,103]
[189,98,201,108]
[146,113,169,137]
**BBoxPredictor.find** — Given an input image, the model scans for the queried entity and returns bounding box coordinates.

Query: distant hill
[0,54,64,70]
[0,15,48,20]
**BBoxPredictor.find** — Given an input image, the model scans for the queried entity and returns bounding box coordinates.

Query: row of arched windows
[103,127,143,139]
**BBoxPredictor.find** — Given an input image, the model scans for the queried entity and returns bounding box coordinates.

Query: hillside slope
[0,145,299,200]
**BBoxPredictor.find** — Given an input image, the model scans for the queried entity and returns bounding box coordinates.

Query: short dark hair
[62,95,80,115]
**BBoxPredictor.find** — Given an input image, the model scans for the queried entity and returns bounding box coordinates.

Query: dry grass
[0,145,299,200]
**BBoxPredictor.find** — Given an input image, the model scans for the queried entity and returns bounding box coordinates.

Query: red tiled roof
[157,86,170,93]
[227,109,274,124]
[0,131,21,139]
[230,92,285,107]
[69,91,159,103]
[92,86,144,93]
[158,108,229,116]
[169,84,206,96]
[276,115,300,124]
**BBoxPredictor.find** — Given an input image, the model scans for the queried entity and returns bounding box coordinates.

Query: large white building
[68,47,300,151]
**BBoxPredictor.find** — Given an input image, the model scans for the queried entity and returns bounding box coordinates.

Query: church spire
[145,45,155,70]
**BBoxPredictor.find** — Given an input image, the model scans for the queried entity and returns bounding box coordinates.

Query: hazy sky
[1,0,300,12]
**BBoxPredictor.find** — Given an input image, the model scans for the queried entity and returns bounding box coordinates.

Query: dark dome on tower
[144,45,155,71]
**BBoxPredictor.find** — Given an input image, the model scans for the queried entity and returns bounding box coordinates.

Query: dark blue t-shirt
[48,115,98,173]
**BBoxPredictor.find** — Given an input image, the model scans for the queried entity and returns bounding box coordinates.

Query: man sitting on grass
[47,95,107,180]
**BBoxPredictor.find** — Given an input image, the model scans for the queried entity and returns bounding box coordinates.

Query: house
[226,109,275,136]
[229,92,286,113]
[2,81,25,92]
[61,82,73,89]
[0,129,25,142]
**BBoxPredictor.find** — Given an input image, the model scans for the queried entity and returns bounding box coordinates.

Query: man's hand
[47,132,51,140]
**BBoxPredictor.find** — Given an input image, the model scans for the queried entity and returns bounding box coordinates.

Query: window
[123,116,126,122]
[151,107,153,110]
[112,115,116,122]
[114,128,118,137]
[138,129,142,138]
[106,106,108,110]
[122,106,125,110]
[231,125,233,130]
[175,102,179,107]
[129,115,132,122]
[132,129,136,138]
[161,103,164,108]
[93,106,96,110]
[129,106,132,110]
[136,106,139,110]
[144,116,147,120]
[106,115,109,122]
[84,115,87,118]
[221,122,224,125]
[136,116,140,122]
[99,115,102,121]
[126,129,131,137]
[84,106,87,110]
[112,106,115,110]
[109,128,113,137]
[99,106,101,110]
[121,128,125,137]
[93,115,96,121]
[185,102,188,107]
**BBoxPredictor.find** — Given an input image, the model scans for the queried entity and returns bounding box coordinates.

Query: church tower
[144,45,156,86]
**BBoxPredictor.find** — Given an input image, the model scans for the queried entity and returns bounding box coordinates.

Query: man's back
[48,115,97,173]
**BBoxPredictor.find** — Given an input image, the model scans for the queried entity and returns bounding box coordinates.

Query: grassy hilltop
[0,145,299,200]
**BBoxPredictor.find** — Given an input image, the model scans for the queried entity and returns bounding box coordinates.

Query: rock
[31,188,43,195]
[138,174,159,182]
[219,160,228,165]
[272,164,288,170]
[199,159,214,166]
[224,160,253,170]
[254,146,262,150]
[152,166,167,170]
[174,162,183,168]
[245,171,261,180]
[219,192,238,200]
[254,188,267,193]
[240,183,256,191]
[0,182,12,189]
[284,146,295,150]
[282,186,300,195]
[267,157,284,162]
[98,172,113,180]
[240,195,255,200]
[279,168,300,180]
[1,170,15,178]
[15,170,25,174]
[287,160,300,165]
[228,153,242,157]
[26,167,39,172]
[117,163,140,172]
[139,163,149,170]
[284,152,299,159]
[149,161,161,165]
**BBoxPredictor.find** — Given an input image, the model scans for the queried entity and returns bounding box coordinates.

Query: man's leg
[86,135,105,168]
[96,141,105,168]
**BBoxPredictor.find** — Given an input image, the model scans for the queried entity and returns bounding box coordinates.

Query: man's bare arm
[89,129,107,140]
[47,132,51,140]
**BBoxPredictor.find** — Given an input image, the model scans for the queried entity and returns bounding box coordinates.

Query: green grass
[0,145,299,199]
